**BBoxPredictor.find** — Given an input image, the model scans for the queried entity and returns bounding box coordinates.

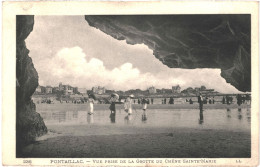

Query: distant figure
[164,98,166,104]
[162,99,164,104]
[134,99,136,104]
[226,95,230,105]
[109,93,121,115]
[230,96,233,104]
[151,98,154,104]
[222,96,226,104]
[138,99,140,104]
[237,94,242,106]
[204,97,208,104]
[198,93,204,124]
[147,99,150,104]
[109,102,116,114]
[124,95,134,115]
[169,97,174,104]
[245,94,251,105]
[87,97,95,115]
[198,93,204,111]
[189,98,193,104]
[213,97,215,104]
[142,98,148,111]
[242,95,245,104]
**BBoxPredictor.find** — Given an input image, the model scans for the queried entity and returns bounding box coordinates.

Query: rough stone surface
[85,15,251,92]
[16,15,47,156]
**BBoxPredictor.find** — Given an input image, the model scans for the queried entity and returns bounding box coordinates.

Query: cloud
[37,46,240,93]
[40,47,184,91]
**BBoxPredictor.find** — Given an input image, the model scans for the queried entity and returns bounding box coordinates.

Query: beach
[21,103,251,158]
[22,128,250,158]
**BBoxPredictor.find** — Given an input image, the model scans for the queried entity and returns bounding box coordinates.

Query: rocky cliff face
[16,15,47,156]
[85,15,251,92]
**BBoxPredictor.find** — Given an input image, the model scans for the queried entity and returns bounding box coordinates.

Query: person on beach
[237,94,242,106]
[245,94,251,105]
[198,93,204,111]
[124,94,134,115]
[109,93,121,114]
[87,94,95,115]
[151,98,153,104]
[142,98,148,111]
[198,93,204,124]
[226,95,230,105]
[109,93,122,123]
[222,96,226,104]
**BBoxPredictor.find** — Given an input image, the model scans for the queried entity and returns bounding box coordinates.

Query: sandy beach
[22,128,250,158]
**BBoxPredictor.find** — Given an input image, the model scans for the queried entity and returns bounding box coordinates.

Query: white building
[92,86,106,94]
[78,88,87,94]
[148,86,156,94]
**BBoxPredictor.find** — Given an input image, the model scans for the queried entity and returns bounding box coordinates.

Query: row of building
[35,83,106,95]
[148,85,218,95]
[35,83,217,96]
[148,85,181,94]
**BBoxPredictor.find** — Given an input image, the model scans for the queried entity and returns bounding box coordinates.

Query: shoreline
[36,103,250,111]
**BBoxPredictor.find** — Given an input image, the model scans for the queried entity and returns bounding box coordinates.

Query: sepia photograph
[16,14,252,158]
[2,1,259,166]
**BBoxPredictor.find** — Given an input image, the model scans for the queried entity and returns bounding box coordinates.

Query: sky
[25,16,240,93]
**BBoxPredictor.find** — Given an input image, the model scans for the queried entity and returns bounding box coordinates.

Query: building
[92,86,106,94]
[78,88,87,94]
[45,86,53,94]
[200,85,206,91]
[73,87,78,94]
[172,85,181,93]
[148,86,157,94]
[161,88,172,94]
[59,82,63,91]
[52,87,59,94]
[58,82,74,95]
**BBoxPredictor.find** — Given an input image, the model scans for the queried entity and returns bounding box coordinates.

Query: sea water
[37,106,250,137]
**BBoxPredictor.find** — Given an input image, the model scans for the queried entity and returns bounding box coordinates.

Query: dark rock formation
[85,15,251,92]
[16,15,47,156]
